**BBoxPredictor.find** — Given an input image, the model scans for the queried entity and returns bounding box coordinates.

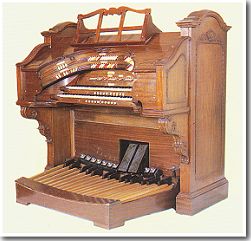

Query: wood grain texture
[16,173,179,229]
[74,120,180,173]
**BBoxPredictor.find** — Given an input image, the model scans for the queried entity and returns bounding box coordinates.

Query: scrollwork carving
[20,107,37,119]
[20,107,53,144]
[37,121,53,143]
[158,116,189,164]
[158,117,177,135]
[173,136,189,164]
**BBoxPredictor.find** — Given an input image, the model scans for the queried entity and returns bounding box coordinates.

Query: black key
[130,175,143,184]
[122,174,134,183]
[69,161,81,169]
[91,168,103,176]
[63,158,75,167]
[119,173,131,182]
[157,176,172,185]
[124,177,131,183]
[118,144,138,172]
[80,164,92,173]
[141,179,147,185]
[85,166,97,174]
[146,177,157,185]
[102,169,116,179]
[79,155,92,165]
[107,172,120,180]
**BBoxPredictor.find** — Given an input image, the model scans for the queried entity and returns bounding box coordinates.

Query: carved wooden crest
[199,30,222,44]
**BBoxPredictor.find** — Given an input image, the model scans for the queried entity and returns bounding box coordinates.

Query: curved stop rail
[74,6,161,45]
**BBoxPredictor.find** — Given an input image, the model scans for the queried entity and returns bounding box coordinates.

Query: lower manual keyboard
[57,93,132,101]
[56,93,135,107]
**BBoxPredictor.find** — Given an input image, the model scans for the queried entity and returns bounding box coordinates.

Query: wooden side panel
[176,10,229,215]
[74,120,180,174]
[19,71,40,101]
[166,54,187,104]
[195,44,224,180]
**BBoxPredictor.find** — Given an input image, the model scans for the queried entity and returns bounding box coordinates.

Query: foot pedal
[128,144,148,173]
[117,144,138,172]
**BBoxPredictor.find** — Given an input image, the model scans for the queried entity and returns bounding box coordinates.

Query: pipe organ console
[15,7,230,229]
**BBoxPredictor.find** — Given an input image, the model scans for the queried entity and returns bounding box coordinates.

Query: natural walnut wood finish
[15,7,230,228]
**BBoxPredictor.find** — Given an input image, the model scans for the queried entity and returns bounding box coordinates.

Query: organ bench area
[15,7,230,229]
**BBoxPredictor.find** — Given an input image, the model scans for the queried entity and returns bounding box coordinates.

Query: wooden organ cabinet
[15,7,231,229]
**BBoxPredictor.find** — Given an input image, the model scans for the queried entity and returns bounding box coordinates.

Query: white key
[57,94,132,101]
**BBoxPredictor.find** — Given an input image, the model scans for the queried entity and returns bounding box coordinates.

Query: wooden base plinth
[16,177,178,229]
[176,178,228,215]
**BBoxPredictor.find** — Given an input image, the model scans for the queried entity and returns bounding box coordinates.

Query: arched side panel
[176,10,230,215]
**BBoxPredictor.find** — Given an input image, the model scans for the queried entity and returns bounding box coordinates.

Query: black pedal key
[80,164,92,173]
[117,144,138,172]
[85,166,97,174]
[146,177,157,185]
[102,169,116,179]
[124,176,131,183]
[91,168,103,176]
[119,173,131,182]
[149,168,163,178]
[141,179,147,185]
[79,155,92,165]
[157,176,172,185]
[128,144,148,173]
[63,158,75,167]
[69,160,81,169]
[130,174,143,184]
[107,172,120,180]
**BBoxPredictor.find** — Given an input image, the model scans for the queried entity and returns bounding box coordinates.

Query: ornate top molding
[176,10,231,32]
[41,22,77,37]
[16,43,50,67]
